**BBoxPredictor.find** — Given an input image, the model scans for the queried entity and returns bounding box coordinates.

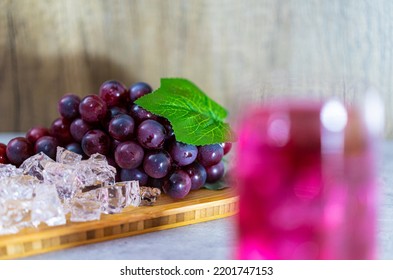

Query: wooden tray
[0,188,238,259]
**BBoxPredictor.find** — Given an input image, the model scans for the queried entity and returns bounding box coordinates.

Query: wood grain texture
[0,188,238,259]
[0,0,392,137]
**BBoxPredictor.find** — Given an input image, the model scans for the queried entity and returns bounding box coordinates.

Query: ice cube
[31,183,66,227]
[20,152,54,180]
[70,197,101,222]
[56,146,82,164]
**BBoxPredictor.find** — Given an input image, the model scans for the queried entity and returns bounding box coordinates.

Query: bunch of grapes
[0,80,232,199]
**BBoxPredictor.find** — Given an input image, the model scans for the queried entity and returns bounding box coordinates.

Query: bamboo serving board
[0,188,238,260]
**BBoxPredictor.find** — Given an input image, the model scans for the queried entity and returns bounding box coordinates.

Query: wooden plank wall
[0,0,392,138]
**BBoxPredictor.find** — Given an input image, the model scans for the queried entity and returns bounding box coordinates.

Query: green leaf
[135,78,235,145]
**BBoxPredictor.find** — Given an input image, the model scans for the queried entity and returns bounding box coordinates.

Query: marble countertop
[1,133,392,260]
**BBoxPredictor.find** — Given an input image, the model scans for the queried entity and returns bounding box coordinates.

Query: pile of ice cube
[0,147,141,235]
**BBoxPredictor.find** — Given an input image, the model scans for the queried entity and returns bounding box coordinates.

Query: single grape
[162,170,192,199]
[205,161,225,183]
[0,143,9,164]
[79,95,108,123]
[221,142,233,155]
[50,117,73,145]
[114,141,144,169]
[65,142,84,156]
[26,126,49,144]
[99,80,128,107]
[143,151,172,179]
[197,144,224,167]
[6,137,33,166]
[169,141,198,166]
[101,106,128,131]
[34,136,59,159]
[58,94,81,120]
[120,168,148,185]
[81,129,111,156]
[108,114,135,141]
[70,118,93,142]
[129,82,152,102]
[137,119,166,150]
[129,104,157,123]
[183,162,207,190]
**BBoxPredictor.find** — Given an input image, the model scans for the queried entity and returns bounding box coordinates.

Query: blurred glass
[234,90,384,259]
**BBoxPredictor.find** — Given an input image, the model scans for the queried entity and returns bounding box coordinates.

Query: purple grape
[99,80,128,107]
[205,161,225,183]
[58,94,81,120]
[120,168,148,185]
[129,104,157,123]
[114,141,144,169]
[6,137,33,166]
[162,170,192,199]
[221,142,233,155]
[26,126,49,144]
[65,142,84,156]
[98,107,124,134]
[70,118,93,142]
[169,141,198,166]
[34,136,59,159]
[137,119,166,150]
[183,162,207,190]
[108,114,135,141]
[129,82,152,102]
[197,144,224,167]
[0,143,9,164]
[81,129,111,156]
[79,95,108,123]
[50,117,73,145]
[143,151,172,179]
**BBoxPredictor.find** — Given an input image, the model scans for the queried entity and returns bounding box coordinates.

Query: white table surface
[0,133,392,260]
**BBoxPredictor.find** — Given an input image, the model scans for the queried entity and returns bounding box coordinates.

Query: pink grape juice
[235,101,377,259]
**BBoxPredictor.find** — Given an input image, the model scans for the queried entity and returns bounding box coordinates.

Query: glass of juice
[235,94,383,259]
